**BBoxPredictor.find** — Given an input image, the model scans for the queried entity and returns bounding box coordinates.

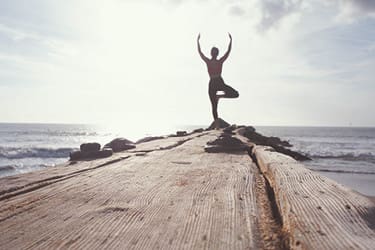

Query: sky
[0,0,374,130]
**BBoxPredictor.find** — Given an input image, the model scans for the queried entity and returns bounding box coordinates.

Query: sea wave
[0,163,52,177]
[6,131,101,137]
[308,152,375,163]
[0,146,76,159]
[0,165,16,172]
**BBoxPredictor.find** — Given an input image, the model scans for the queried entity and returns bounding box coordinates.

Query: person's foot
[214,118,220,130]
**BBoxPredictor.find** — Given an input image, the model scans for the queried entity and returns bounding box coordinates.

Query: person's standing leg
[209,80,220,129]
[209,90,218,120]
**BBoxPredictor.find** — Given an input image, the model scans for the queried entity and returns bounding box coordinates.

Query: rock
[238,126,292,147]
[241,126,255,133]
[70,150,83,161]
[272,146,311,161]
[238,126,311,161]
[192,128,204,133]
[104,138,135,152]
[268,136,292,148]
[205,133,248,153]
[223,125,238,134]
[176,131,187,137]
[136,136,165,144]
[207,118,231,130]
[80,143,101,153]
[69,149,113,161]
[95,149,113,158]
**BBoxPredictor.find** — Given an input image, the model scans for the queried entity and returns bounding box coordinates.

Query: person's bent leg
[222,83,239,98]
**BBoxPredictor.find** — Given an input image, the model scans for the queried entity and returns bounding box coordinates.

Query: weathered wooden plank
[0,132,208,202]
[252,145,375,250]
[5,129,371,250]
[0,133,265,249]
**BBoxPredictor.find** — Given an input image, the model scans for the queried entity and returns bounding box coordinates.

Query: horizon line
[0,121,374,129]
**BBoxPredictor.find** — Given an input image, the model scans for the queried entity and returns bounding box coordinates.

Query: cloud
[338,0,375,19]
[257,0,303,31]
[341,0,375,13]
[0,23,43,42]
[228,5,246,17]
[227,0,375,32]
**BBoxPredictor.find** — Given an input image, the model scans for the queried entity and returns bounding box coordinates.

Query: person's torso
[206,59,223,78]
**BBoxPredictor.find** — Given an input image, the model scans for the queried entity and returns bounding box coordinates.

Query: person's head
[211,47,219,58]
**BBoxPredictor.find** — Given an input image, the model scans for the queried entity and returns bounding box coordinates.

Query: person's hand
[228,33,232,40]
[197,33,201,41]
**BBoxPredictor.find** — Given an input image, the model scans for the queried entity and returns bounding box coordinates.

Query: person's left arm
[220,33,232,62]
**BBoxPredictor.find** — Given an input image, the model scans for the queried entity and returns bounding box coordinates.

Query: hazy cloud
[338,0,375,19]
[228,5,246,17]
[257,0,303,31]
[342,0,375,12]
[227,0,375,32]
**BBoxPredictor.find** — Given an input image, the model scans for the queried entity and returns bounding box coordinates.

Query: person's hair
[211,47,219,58]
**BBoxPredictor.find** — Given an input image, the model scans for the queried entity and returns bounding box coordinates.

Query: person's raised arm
[220,33,232,62]
[197,33,209,62]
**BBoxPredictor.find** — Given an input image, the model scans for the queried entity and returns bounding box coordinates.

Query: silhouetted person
[197,33,239,128]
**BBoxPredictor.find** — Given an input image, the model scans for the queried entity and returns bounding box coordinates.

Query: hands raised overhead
[197,33,232,41]
[197,32,232,62]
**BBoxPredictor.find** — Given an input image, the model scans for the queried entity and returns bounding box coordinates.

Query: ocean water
[0,123,182,177]
[0,123,374,195]
[0,123,113,177]
[255,126,375,196]
[255,126,375,175]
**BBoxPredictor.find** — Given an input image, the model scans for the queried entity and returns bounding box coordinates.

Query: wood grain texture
[252,145,375,250]
[0,132,207,201]
[3,130,373,250]
[0,132,265,249]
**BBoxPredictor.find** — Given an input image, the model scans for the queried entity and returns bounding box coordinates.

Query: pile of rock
[205,128,249,153]
[238,126,292,148]
[176,131,187,137]
[237,126,311,161]
[205,119,311,161]
[192,128,204,133]
[103,138,136,152]
[136,136,165,144]
[70,143,113,161]
[69,137,137,161]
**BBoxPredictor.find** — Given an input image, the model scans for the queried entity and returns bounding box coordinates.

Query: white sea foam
[0,146,76,159]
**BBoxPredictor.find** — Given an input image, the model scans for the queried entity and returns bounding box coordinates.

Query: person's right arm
[197,33,209,63]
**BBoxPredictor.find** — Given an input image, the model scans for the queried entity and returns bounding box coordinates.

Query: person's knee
[229,90,239,98]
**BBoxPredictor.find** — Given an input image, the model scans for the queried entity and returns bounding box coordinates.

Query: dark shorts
[208,76,239,101]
